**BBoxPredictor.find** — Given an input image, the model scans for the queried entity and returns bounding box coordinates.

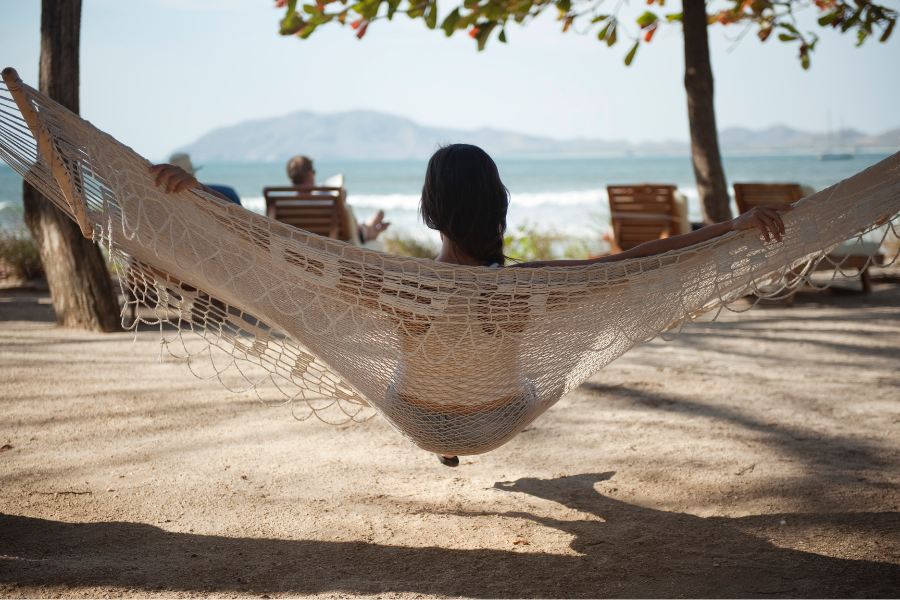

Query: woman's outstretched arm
[516,204,795,268]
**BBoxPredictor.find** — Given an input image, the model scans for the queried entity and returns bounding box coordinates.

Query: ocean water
[1,153,892,243]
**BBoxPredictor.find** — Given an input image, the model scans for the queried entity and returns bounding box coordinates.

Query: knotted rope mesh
[2,76,899,456]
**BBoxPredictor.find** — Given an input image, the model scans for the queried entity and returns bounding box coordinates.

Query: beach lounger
[733,182,807,214]
[606,184,691,253]
[734,183,883,293]
[263,185,353,242]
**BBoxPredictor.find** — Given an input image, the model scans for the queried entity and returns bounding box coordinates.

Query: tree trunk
[682,0,732,224]
[22,0,120,332]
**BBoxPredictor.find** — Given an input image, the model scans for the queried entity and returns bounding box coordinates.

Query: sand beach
[1,276,899,598]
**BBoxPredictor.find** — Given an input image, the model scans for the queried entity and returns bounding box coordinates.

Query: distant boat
[817,151,854,161]
[817,112,855,161]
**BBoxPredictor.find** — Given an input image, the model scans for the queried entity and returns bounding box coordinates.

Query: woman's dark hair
[420,144,509,266]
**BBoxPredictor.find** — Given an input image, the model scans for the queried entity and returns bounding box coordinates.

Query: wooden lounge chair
[733,183,805,214]
[262,185,353,242]
[607,184,689,253]
[733,183,882,293]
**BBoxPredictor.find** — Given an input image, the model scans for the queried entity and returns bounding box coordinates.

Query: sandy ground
[1,275,899,598]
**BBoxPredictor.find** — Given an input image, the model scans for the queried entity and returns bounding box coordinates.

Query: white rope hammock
[2,68,899,456]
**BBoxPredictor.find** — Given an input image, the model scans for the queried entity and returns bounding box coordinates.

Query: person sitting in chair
[286,155,389,249]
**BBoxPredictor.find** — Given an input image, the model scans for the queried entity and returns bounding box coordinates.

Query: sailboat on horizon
[817,111,855,161]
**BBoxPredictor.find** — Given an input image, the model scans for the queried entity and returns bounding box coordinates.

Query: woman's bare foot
[436,454,459,467]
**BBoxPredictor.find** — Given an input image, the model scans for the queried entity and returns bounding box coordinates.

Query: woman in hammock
[151,144,792,467]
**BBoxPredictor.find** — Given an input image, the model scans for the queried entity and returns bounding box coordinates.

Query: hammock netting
[2,71,899,456]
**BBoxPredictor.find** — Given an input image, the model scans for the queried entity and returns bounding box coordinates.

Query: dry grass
[382,230,440,259]
[881,221,900,263]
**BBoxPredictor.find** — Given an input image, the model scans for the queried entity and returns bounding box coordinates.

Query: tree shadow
[767,282,900,309]
[671,325,900,367]
[0,289,57,323]
[577,381,894,486]
[2,473,898,597]
[489,473,900,596]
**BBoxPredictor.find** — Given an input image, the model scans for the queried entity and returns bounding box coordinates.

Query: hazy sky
[2,0,897,160]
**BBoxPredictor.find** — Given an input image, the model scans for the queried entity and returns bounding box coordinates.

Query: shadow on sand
[2,473,898,597]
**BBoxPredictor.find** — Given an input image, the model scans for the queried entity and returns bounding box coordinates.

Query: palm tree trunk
[22,0,120,332]
[682,0,732,224]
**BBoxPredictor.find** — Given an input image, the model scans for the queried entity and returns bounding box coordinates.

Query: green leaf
[881,18,896,42]
[387,0,401,19]
[475,21,497,51]
[424,0,437,29]
[591,14,610,23]
[557,0,571,12]
[778,33,798,41]
[780,22,799,34]
[624,40,639,65]
[441,7,461,35]
[298,22,319,38]
[842,8,862,31]
[279,10,308,35]
[801,52,810,69]
[863,7,876,30]
[637,11,658,27]
[499,28,507,42]
[856,27,867,45]
[363,0,385,18]
[483,3,502,19]
[515,0,533,12]
[749,0,770,13]
[607,22,617,46]
[666,12,683,22]
[817,12,836,26]
[597,22,610,40]
[463,0,479,8]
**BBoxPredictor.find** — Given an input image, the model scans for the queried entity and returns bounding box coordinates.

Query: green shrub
[504,220,606,263]
[0,225,43,279]
[384,219,609,263]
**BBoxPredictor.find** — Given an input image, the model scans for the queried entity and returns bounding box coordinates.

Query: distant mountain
[717,125,900,152]
[177,110,630,161]
[176,110,900,162]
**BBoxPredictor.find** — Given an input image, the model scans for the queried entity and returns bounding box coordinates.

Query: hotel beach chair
[606,184,691,253]
[262,184,353,242]
[734,183,884,294]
